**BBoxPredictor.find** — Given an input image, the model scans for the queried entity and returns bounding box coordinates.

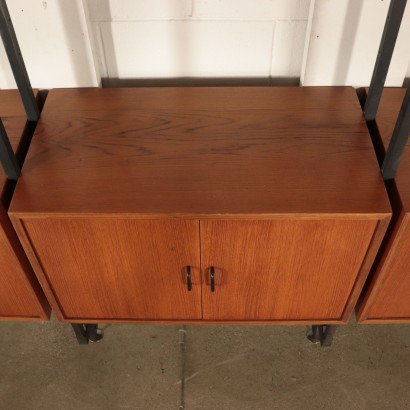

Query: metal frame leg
[307,325,337,347]
[71,324,103,345]
[381,83,410,180]
[364,0,408,121]
[0,0,39,121]
[0,119,20,180]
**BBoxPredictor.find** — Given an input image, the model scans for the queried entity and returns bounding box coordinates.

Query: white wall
[301,0,410,87]
[87,0,310,84]
[0,0,99,88]
[0,0,409,89]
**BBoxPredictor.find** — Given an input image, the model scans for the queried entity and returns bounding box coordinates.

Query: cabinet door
[201,220,377,321]
[22,218,201,321]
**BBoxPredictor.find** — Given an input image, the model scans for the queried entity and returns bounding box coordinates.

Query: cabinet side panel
[201,219,377,321]
[359,214,410,321]
[0,210,50,320]
[21,218,201,321]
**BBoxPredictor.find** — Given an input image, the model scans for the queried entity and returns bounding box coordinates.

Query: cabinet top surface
[0,90,34,195]
[10,87,390,217]
[370,87,410,210]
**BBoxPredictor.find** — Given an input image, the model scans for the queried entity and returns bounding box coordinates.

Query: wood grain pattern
[9,87,390,217]
[357,88,410,323]
[0,90,50,321]
[21,218,201,321]
[201,219,378,321]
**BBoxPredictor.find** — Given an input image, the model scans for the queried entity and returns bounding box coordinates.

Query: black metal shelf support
[362,0,410,181]
[0,0,39,121]
[0,119,20,179]
[382,84,410,180]
[364,0,408,121]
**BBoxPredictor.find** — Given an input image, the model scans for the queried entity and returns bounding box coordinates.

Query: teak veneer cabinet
[9,86,391,324]
[357,88,410,323]
[0,90,50,321]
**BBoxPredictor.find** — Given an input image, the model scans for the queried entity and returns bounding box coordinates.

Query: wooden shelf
[10,87,390,217]
[0,90,50,321]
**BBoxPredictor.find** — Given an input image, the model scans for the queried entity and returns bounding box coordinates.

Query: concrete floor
[1,317,410,410]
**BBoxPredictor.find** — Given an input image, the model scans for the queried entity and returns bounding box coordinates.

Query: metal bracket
[0,118,20,180]
[71,324,103,345]
[381,83,410,180]
[364,0,408,121]
[307,325,337,347]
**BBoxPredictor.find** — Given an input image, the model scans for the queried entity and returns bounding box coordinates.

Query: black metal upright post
[0,0,39,122]
[381,83,410,180]
[364,0,407,121]
[0,119,20,180]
